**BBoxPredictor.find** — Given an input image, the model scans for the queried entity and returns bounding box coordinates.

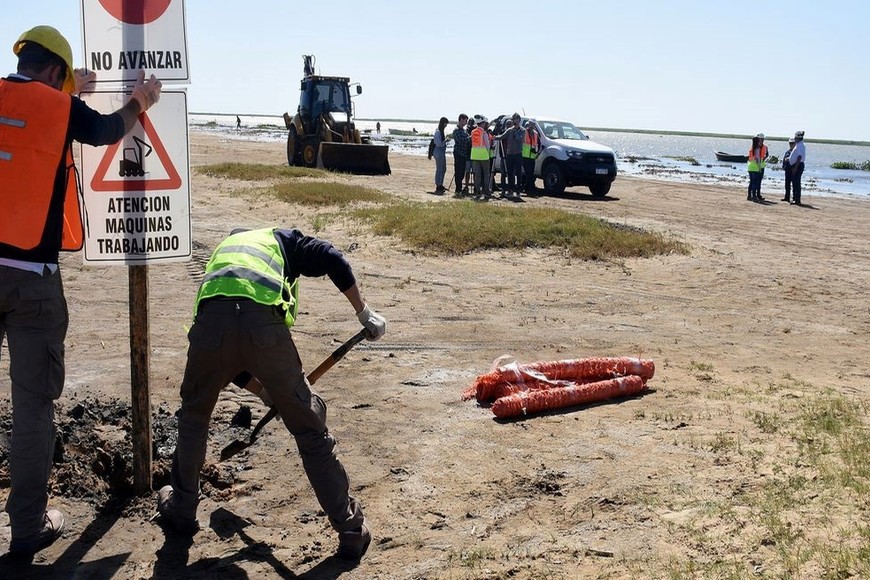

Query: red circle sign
[98,0,171,25]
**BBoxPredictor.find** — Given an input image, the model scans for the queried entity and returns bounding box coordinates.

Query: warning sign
[78,90,191,265]
[81,0,189,85]
[91,112,182,191]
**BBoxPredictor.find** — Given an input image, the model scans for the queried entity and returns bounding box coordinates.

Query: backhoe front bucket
[317,142,391,175]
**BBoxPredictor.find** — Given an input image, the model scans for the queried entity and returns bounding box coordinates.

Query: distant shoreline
[189,112,870,147]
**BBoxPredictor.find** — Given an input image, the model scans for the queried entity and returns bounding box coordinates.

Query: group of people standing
[747,130,806,205]
[432,112,540,201]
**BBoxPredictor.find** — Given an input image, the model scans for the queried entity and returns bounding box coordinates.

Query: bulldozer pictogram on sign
[90,112,181,192]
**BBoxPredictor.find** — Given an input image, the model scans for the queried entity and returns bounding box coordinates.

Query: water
[190,113,870,199]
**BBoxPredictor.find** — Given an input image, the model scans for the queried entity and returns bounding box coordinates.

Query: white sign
[80,0,189,85]
[78,90,191,265]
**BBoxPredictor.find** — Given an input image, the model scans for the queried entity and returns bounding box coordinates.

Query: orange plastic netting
[462,357,655,403]
[490,375,646,418]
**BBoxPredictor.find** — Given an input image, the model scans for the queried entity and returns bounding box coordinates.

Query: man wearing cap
[0,25,162,558]
[790,131,806,205]
[781,138,797,202]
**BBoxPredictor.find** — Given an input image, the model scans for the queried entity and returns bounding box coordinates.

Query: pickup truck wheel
[286,127,300,166]
[589,182,611,197]
[543,163,566,194]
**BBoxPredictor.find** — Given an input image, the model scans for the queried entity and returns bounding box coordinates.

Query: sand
[1,132,868,578]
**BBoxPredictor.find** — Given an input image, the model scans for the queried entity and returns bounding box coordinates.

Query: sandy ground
[1,132,868,579]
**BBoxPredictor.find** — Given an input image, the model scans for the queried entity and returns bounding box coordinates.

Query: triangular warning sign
[90,112,181,191]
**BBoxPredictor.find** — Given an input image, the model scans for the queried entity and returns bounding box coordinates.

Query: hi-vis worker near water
[156,227,386,562]
[0,25,162,559]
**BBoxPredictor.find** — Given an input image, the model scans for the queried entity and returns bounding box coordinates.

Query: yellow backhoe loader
[282,55,390,175]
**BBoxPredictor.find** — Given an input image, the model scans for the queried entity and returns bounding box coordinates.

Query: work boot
[8,509,65,557]
[156,485,199,535]
[337,522,371,561]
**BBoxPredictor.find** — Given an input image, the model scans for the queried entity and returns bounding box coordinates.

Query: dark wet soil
[0,397,255,506]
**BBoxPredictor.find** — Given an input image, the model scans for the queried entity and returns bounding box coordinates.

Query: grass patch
[666,155,700,166]
[268,181,391,207]
[831,160,870,171]
[196,162,324,180]
[351,201,688,258]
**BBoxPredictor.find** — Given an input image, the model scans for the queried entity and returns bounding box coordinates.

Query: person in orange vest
[522,119,541,195]
[469,114,493,201]
[746,133,769,202]
[0,25,162,558]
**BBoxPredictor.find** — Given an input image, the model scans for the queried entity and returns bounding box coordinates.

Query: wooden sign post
[129,265,152,493]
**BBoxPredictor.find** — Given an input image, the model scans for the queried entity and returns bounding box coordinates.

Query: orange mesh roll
[490,375,647,418]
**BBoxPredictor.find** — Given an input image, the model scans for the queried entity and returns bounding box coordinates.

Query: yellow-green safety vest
[194,228,299,326]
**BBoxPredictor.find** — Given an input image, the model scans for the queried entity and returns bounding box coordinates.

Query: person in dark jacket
[0,25,161,559]
[781,137,796,202]
[156,227,386,562]
[452,113,471,196]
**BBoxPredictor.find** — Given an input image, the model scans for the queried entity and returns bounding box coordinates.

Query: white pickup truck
[491,115,617,197]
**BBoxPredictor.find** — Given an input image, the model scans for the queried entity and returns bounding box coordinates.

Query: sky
[1,0,867,141]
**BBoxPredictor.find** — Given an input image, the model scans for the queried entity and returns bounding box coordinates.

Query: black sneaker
[9,509,65,557]
[156,485,199,535]
[337,523,371,561]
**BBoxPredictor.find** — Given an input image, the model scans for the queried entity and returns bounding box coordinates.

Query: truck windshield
[537,121,588,141]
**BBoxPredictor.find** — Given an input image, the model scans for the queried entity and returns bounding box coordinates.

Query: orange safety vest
[0,78,82,253]
[522,130,539,159]
[470,127,491,161]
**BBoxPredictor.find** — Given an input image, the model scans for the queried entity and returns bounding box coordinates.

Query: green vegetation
[195,162,323,180]
[647,379,870,578]
[831,160,870,171]
[351,201,688,259]
[666,155,700,166]
[196,162,688,260]
[268,181,390,207]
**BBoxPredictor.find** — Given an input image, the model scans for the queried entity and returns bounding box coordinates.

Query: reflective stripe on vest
[0,79,81,251]
[522,130,539,159]
[470,127,491,161]
[194,228,300,327]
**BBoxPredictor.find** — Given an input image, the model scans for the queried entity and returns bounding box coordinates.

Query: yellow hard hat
[13,25,75,94]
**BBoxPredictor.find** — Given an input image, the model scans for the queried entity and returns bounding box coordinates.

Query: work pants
[453,153,468,192]
[784,162,793,201]
[505,154,523,193]
[169,298,364,532]
[0,266,68,541]
[472,160,491,195]
[522,157,536,193]
[791,162,804,204]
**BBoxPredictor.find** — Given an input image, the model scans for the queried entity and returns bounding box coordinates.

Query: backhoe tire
[287,127,300,166]
[302,138,319,168]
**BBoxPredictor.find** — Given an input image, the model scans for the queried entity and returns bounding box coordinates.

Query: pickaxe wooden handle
[219,329,368,461]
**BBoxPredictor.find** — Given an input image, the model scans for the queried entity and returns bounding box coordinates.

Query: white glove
[130,70,162,112]
[72,68,96,97]
[356,304,386,341]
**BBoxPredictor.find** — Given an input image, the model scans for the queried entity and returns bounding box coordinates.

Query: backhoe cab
[283,55,390,175]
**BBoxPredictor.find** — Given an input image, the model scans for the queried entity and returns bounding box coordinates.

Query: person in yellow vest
[0,25,162,559]
[469,114,493,201]
[156,227,386,562]
[746,133,769,202]
[522,119,541,195]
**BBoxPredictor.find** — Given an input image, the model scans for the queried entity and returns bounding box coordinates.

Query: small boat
[715,150,748,163]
